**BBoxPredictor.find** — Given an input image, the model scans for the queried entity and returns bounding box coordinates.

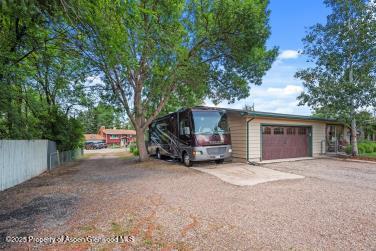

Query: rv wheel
[215,159,224,164]
[183,152,192,167]
[156,149,162,159]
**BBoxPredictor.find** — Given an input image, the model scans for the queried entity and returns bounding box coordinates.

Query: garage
[225,109,343,163]
[261,125,312,160]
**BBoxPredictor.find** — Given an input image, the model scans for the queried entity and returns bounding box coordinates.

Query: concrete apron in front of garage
[192,163,304,186]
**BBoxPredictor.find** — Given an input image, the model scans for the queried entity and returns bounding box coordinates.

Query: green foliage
[295,0,376,156]
[356,111,376,139]
[129,144,137,153]
[344,144,353,154]
[359,141,376,153]
[69,0,277,160]
[345,141,376,155]
[132,148,139,156]
[363,144,373,153]
[78,102,127,133]
[0,0,89,151]
[296,0,376,117]
[128,143,139,156]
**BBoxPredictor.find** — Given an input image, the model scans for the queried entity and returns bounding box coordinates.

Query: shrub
[357,144,366,154]
[129,143,136,153]
[345,145,352,154]
[365,144,373,153]
[344,142,376,154]
[132,148,139,156]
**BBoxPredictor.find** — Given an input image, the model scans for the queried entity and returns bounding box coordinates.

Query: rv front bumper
[191,145,232,161]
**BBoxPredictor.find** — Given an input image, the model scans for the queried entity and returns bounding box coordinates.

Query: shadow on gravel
[0,194,79,247]
[0,194,78,222]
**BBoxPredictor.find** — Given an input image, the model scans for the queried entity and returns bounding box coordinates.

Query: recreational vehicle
[148,107,232,166]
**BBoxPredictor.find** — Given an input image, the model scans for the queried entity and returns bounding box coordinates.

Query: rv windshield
[192,111,229,134]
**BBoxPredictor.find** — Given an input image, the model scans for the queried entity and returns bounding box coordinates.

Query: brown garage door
[262,126,310,160]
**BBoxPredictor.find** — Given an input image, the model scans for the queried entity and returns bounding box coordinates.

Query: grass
[360,152,376,158]
[79,225,96,232]
[110,221,132,236]
[111,222,124,235]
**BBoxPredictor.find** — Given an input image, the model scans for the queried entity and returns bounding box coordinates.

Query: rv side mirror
[184,127,190,135]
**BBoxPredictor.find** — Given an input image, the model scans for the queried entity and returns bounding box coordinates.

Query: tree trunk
[135,126,149,161]
[351,117,359,156]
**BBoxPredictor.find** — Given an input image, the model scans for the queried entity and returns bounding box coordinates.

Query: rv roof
[151,106,340,124]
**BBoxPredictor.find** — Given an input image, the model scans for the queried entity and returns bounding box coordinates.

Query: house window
[262,127,271,134]
[298,128,307,135]
[110,135,119,139]
[273,127,284,135]
[287,128,295,135]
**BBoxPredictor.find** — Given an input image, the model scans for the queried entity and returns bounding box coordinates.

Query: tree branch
[142,83,177,130]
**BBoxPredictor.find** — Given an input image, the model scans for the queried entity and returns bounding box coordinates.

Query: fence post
[57,150,60,166]
[49,153,52,171]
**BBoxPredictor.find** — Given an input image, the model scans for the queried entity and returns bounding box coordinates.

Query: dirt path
[1,152,376,250]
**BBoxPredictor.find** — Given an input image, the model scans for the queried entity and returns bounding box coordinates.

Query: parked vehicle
[97,142,108,149]
[84,142,107,150]
[85,142,95,150]
[148,107,232,166]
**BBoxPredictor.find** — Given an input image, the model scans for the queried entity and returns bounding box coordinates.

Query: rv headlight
[193,150,203,156]
[228,148,232,153]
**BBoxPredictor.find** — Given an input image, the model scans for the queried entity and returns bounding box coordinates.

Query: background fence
[0,140,82,191]
[49,148,83,170]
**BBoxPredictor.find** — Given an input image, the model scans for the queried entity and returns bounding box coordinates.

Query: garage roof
[244,110,339,122]
[201,107,340,123]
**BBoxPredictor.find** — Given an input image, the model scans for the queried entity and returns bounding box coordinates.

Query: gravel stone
[0,152,375,250]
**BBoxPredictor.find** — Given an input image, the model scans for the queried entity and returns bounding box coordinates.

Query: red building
[84,134,105,143]
[98,126,136,147]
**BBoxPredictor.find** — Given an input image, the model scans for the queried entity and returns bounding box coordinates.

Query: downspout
[246,117,255,163]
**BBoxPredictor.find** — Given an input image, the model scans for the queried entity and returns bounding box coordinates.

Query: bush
[128,143,139,156]
[364,144,373,153]
[358,144,366,154]
[132,148,139,156]
[345,145,352,154]
[358,141,376,153]
[129,143,137,153]
[371,142,376,152]
[344,141,376,154]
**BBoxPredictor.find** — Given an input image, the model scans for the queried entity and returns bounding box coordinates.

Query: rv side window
[156,120,169,144]
[168,114,178,136]
[179,119,190,136]
[179,111,191,142]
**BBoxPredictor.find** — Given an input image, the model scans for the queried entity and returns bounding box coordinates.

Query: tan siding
[247,117,327,161]
[227,112,247,159]
[228,113,328,162]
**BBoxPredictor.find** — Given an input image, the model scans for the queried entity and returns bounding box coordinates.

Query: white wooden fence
[0,140,53,191]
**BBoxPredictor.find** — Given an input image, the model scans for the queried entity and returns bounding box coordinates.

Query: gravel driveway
[1,152,375,250]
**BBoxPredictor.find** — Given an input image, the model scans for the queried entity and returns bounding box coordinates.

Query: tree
[0,0,90,150]
[295,0,376,156]
[78,102,127,133]
[243,103,255,111]
[68,0,277,160]
[356,110,376,140]
[0,0,55,138]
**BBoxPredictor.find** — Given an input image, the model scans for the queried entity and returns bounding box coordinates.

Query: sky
[206,0,332,115]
